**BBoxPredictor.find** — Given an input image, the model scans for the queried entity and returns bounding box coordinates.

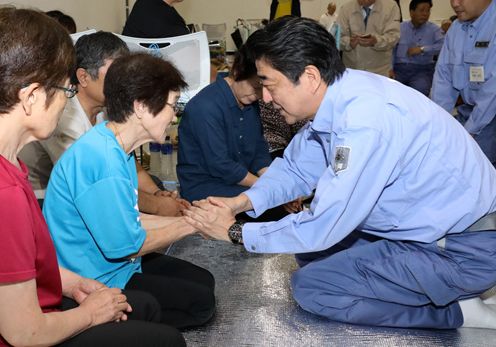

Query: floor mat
[169,235,496,347]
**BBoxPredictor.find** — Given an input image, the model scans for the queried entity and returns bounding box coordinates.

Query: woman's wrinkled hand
[183,197,236,242]
[79,288,132,326]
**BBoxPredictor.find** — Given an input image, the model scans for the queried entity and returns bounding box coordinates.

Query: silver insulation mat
[169,235,496,346]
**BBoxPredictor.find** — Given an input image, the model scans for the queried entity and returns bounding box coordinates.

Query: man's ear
[302,65,323,94]
[76,68,89,88]
[19,83,42,116]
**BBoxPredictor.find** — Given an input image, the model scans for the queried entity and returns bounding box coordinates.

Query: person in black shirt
[269,0,301,21]
[123,0,189,38]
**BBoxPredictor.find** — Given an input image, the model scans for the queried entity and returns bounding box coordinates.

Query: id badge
[470,66,485,82]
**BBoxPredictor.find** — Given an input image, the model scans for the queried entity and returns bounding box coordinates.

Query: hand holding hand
[183,197,236,242]
[80,288,132,326]
[176,197,191,213]
[154,196,183,216]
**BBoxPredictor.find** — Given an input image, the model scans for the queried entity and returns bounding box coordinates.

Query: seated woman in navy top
[178,34,272,203]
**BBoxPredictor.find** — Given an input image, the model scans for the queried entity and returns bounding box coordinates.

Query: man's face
[358,0,376,7]
[410,2,431,26]
[83,59,113,106]
[327,3,336,15]
[256,59,316,125]
[450,0,491,21]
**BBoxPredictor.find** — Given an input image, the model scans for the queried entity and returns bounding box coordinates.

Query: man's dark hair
[248,16,345,85]
[71,31,130,84]
[46,10,76,33]
[104,53,187,123]
[45,10,64,19]
[409,0,432,11]
[0,7,75,114]
[58,14,77,34]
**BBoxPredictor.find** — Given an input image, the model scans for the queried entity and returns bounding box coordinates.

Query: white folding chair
[70,29,97,44]
[114,31,210,104]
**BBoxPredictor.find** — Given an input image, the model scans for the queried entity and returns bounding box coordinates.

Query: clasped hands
[154,190,191,216]
[183,197,236,242]
[68,277,132,325]
[183,196,304,241]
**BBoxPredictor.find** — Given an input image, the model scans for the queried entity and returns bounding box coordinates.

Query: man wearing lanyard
[432,0,496,166]
[185,17,496,329]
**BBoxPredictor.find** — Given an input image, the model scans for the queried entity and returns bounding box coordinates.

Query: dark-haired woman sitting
[177,35,275,207]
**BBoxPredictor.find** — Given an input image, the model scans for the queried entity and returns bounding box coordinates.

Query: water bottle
[148,142,161,177]
[160,136,176,191]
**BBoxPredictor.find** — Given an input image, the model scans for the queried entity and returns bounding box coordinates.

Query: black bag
[230,28,243,49]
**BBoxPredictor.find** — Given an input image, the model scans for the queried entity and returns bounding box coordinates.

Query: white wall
[1,0,455,50]
[153,0,455,50]
[0,0,127,32]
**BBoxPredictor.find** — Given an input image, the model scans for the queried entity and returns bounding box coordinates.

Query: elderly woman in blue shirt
[391,0,444,96]
[178,34,271,203]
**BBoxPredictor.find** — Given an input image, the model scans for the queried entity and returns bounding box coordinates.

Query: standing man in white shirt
[319,2,338,32]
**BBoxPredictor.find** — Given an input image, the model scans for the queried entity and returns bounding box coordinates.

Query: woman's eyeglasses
[53,84,78,98]
[166,102,180,113]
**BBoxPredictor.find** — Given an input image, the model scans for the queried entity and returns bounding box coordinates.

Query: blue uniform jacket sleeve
[244,123,328,215]
[423,25,444,55]
[243,119,402,254]
[431,30,459,112]
[74,177,146,259]
[185,102,249,185]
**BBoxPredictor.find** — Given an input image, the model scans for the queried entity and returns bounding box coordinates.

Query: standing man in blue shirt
[432,0,496,165]
[391,0,444,96]
[185,17,496,329]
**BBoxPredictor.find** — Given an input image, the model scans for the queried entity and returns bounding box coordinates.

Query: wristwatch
[228,221,245,244]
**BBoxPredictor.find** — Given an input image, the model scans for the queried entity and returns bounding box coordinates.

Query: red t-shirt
[0,156,62,346]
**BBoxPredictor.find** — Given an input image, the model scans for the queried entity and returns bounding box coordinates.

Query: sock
[459,297,496,329]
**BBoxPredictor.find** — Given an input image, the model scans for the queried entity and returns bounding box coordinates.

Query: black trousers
[58,290,185,347]
[126,253,216,329]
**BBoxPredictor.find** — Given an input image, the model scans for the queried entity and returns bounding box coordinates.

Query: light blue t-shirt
[242,69,496,254]
[43,122,146,288]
